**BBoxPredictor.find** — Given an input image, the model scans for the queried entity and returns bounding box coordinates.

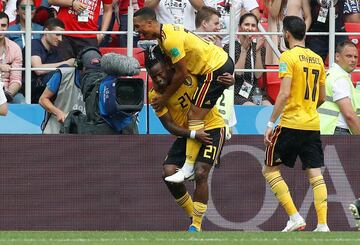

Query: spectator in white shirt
[145,0,204,30]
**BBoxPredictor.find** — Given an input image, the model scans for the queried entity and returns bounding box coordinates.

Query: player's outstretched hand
[217,72,234,87]
[264,127,273,146]
[195,129,213,145]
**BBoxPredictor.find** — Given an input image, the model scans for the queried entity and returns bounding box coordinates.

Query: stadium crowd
[0,0,360,232]
[0,0,358,106]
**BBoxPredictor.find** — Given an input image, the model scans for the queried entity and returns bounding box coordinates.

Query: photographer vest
[42,67,85,134]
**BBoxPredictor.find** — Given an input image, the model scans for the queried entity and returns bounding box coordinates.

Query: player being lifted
[134,7,234,183]
[146,45,233,232]
[263,16,329,232]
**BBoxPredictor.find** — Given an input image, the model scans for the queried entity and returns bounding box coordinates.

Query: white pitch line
[0,238,359,243]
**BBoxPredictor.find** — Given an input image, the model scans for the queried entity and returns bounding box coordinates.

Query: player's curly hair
[144,45,166,71]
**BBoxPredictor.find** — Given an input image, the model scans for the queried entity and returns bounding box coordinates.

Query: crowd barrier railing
[8,3,360,120]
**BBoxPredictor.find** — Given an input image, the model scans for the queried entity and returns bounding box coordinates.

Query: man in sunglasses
[8,0,43,49]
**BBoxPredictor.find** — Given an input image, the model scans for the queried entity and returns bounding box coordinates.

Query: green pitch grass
[0,231,358,245]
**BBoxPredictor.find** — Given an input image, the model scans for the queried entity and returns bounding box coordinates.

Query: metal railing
[13,1,360,104]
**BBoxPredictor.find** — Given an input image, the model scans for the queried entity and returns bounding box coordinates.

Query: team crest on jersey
[279,62,287,72]
[170,47,181,58]
[184,76,192,86]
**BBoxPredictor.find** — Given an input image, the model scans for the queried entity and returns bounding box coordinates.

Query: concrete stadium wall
[0,135,358,231]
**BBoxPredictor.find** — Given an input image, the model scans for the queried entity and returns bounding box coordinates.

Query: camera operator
[60,47,143,134]
[39,67,85,134]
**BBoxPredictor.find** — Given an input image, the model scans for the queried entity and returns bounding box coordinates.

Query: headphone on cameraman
[75,47,102,70]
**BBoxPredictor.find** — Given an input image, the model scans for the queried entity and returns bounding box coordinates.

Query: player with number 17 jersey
[278,46,326,130]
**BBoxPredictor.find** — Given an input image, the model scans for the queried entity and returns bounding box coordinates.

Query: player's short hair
[144,45,166,71]
[0,12,9,25]
[239,12,258,26]
[335,39,358,54]
[44,17,65,30]
[133,7,157,21]
[283,16,306,41]
[195,6,221,29]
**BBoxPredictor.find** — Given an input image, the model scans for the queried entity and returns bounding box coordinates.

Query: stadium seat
[352,68,360,87]
[344,22,360,66]
[99,47,145,67]
[265,66,280,104]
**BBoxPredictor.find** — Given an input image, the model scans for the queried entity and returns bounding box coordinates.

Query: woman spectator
[224,13,271,105]
[8,0,43,49]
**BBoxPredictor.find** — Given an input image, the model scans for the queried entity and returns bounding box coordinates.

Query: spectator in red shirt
[48,0,112,59]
